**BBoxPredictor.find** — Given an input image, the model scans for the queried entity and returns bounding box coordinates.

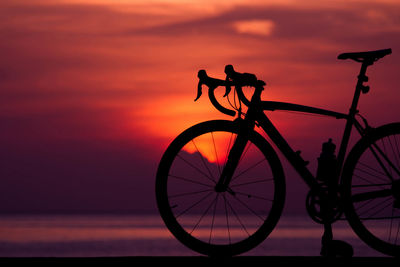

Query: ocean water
[0,214,386,257]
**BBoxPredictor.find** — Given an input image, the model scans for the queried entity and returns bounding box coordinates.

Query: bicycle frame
[232,60,373,192]
[254,100,359,190]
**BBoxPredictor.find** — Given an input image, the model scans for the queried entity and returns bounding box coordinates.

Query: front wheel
[156,120,285,256]
[342,123,400,257]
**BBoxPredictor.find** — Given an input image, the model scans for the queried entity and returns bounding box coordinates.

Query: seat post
[352,60,371,112]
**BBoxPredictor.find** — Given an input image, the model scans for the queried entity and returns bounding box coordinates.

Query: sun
[183,141,220,164]
[181,131,236,165]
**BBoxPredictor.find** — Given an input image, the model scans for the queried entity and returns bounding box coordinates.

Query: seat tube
[337,61,371,173]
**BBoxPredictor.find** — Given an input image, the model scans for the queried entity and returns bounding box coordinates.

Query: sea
[0,214,386,257]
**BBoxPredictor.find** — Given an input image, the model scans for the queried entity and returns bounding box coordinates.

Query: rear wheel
[156,120,285,256]
[342,123,400,257]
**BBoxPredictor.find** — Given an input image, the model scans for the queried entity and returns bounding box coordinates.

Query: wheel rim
[157,121,284,255]
[346,127,400,255]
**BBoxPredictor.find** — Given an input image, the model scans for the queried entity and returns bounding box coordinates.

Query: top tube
[260,101,348,119]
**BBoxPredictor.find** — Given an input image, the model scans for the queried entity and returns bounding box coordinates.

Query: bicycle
[156,48,400,257]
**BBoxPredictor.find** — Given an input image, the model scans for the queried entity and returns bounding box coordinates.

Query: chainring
[306,188,343,224]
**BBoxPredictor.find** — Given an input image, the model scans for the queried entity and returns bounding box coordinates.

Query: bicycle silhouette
[156,48,399,257]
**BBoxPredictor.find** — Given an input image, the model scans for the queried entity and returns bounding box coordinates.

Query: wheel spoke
[394,135,400,166]
[176,154,215,184]
[231,178,274,187]
[176,192,214,218]
[223,194,231,244]
[352,188,392,202]
[358,161,387,177]
[355,198,375,213]
[352,182,392,188]
[387,135,400,171]
[169,188,214,199]
[358,198,394,220]
[389,206,395,243]
[224,133,235,168]
[225,196,250,236]
[190,193,219,235]
[394,218,400,245]
[231,193,266,221]
[209,194,219,243]
[234,190,273,202]
[191,139,216,183]
[357,215,400,221]
[211,132,221,175]
[232,158,267,182]
[237,141,252,167]
[370,139,400,180]
[355,164,391,183]
[169,174,213,187]
[353,172,388,188]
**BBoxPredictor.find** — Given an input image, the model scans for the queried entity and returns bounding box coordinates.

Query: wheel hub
[214,183,226,193]
[214,184,236,196]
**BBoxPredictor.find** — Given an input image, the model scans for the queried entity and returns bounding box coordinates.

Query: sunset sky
[1,0,400,214]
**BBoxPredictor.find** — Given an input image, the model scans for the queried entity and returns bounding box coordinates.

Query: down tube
[257,112,319,190]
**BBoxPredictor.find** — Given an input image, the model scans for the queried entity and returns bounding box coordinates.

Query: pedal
[320,239,353,258]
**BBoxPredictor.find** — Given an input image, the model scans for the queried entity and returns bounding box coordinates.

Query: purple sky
[1,0,400,214]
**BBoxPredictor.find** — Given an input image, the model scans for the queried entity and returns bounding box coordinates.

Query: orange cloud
[233,19,275,36]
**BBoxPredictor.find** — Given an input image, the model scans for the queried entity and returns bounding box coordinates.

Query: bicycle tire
[156,120,285,256]
[342,122,400,257]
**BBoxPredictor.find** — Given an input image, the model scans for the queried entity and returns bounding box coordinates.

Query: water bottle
[316,139,337,182]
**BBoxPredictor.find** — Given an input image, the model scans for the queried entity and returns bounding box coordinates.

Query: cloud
[233,19,275,36]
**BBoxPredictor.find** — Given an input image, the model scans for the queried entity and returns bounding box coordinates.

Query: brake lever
[195,69,228,101]
[223,76,232,97]
[195,82,202,101]
[195,70,206,101]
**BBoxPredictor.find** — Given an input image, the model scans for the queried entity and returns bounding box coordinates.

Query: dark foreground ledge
[1,256,399,266]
